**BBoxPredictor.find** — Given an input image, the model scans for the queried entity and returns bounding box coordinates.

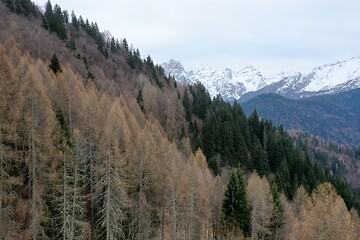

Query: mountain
[163,58,360,102]
[242,89,360,144]
[163,59,267,101]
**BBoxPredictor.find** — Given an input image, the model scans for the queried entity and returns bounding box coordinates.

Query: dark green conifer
[49,53,62,74]
[222,168,250,235]
[182,90,191,121]
[71,10,78,29]
[136,88,144,113]
[252,137,270,176]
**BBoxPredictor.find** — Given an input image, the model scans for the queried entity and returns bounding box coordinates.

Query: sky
[34,0,360,76]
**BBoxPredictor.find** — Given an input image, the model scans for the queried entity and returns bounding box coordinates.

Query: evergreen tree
[189,121,202,151]
[222,168,250,235]
[15,0,36,16]
[49,53,62,74]
[71,10,78,29]
[249,110,262,141]
[136,88,144,113]
[110,37,117,53]
[191,83,211,119]
[274,160,292,198]
[43,1,67,40]
[63,9,69,24]
[252,137,270,176]
[4,0,15,12]
[43,0,53,30]
[182,90,191,121]
[270,182,284,239]
[122,38,129,54]
[266,130,285,172]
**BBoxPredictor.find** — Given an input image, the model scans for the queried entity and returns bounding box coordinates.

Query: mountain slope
[163,58,360,102]
[242,89,360,144]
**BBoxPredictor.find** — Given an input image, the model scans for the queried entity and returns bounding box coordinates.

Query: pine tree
[222,168,250,236]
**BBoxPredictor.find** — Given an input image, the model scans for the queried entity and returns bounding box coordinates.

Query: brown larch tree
[247,171,274,240]
[94,100,129,240]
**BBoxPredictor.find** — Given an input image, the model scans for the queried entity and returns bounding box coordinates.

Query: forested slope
[0,0,360,239]
[242,91,360,144]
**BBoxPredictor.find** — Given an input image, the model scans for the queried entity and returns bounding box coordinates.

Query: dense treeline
[182,84,360,210]
[290,129,360,188]
[2,0,38,16]
[1,1,360,239]
[0,40,218,239]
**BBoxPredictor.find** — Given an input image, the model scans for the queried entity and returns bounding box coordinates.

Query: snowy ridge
[163,60,266,101]
[303,57,360,92]
[163,58,360,101]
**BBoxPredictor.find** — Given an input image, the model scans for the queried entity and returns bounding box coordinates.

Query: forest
[0,0,360,239]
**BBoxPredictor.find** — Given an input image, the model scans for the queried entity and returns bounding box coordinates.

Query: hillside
[288,130,360,188]
[1,1,360,239]
[242,89,360,144]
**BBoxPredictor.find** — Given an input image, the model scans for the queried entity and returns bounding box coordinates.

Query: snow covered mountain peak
[163,59,184,71]
[162,59,189,83]
[234,65,265,92]
[162,58,360,101]
[162,60,267,101]
[302,57,360,92]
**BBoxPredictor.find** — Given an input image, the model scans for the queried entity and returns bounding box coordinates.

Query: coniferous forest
[0,0,360,239]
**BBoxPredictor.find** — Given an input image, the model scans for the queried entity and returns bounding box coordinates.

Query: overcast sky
[35,0,360,76]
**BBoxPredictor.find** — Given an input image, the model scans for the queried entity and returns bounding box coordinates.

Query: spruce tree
[136,88,144,113]
[222,168,250,235]
[182,90,191,121]
[252,137,270,176]
[49,53,62,74]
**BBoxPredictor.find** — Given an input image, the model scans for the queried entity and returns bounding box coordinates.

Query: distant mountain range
[163,58,360,102]
[242,88,360,144]
[163,58,360,144]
